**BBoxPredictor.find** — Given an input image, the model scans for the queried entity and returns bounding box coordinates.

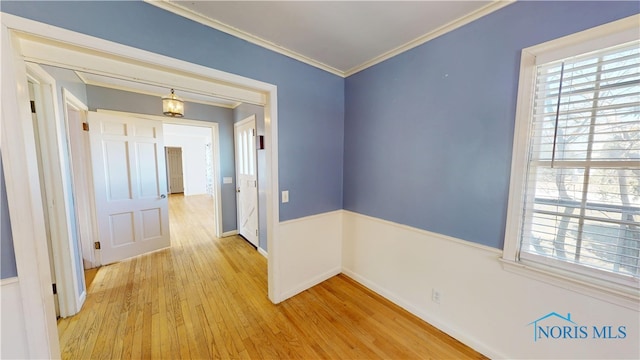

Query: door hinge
[252,128,255,136]
[254,180,257,187]
[256,229,258,236]
[30,101,36,114]
[94,241,101,250]
[82,122,90,131]
[52,283,57,295]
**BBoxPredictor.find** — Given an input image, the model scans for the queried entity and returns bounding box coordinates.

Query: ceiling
[152,0,511,76]
[74,1,512,107]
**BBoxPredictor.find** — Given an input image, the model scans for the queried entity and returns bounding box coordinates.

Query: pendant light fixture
[162,89,184,117]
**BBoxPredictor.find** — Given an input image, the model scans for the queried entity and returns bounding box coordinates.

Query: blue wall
[86,85,238,233]
[344,1,640,249]
[1,0,345,223]
[2,1,637,256]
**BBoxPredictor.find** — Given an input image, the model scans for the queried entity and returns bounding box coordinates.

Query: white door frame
[1,13,281,359]
[26,63,87,318]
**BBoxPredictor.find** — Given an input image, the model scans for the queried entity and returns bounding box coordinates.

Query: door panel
[89,112,170,264]
[165,147,184,194]
[234,116,258,247]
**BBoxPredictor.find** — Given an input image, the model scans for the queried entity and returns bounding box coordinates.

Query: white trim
[146,0,513,78]
[0,277,19,286]
[265,85,281,303]
[222,230,238,238]
[258,247,268,259]
[1,13,282,357]
[1,13,268,106]
[1,22,60,359]
[503,49,536,261]
[279,266,342,302]
[145,0,344,77]
[279,209,346,226]
[340,269,501,359]
[503,14,640,302]
[500,259,639,311]
[529,14,640,64]
[75,71,241,109]
[344,0,515,76]
[97,109,225,239]
[342,210,501,255]
[342,210,640,358]
[26,63,86,317]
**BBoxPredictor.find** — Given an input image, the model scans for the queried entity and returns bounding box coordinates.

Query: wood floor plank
[58,194,487,360]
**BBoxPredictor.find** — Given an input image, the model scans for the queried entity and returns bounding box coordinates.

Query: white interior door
[234,116,259,247]
[63,90,98,270]
[28,81,60,318]
[89,112,170,264]
[165,147,184,194]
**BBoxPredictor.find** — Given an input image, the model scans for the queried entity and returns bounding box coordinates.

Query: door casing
[26,63,87,318]
[2,13,281,359]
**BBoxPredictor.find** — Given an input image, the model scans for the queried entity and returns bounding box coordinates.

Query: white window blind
[519,40,640,287]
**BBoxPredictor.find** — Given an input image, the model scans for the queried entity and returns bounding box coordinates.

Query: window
[504,15,640,296]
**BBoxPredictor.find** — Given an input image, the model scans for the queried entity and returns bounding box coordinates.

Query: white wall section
[277,210,342,300]
[342,211,640,359]
[163,124,212,196]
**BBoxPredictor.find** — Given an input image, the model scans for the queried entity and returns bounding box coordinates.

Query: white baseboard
[221,230,238,237]
[342,211,640,359]
[280,266,342,301]
[258,247,268,258]
[341,268,501,359]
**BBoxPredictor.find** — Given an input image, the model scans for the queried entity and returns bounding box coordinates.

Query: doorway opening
[166,147,184,194]
[2,15,281,358]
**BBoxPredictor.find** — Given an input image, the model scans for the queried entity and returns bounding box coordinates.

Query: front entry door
[234,116,258,247]
[89,112,170,264]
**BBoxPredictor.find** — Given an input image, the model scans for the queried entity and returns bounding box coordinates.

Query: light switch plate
[282,190,289,203]
[223,177,233,184]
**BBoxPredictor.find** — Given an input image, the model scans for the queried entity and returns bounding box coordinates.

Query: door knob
[236,188,241,193]
[160,194,167,199]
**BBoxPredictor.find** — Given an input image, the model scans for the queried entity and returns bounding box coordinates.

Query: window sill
[499,258,639,311]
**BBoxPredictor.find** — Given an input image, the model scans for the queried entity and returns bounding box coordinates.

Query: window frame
[502,14,640,308]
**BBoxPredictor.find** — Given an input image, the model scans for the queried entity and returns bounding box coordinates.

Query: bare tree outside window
[520,41,640,281]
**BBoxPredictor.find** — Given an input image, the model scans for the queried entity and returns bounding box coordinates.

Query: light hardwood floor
[58,194,487,359]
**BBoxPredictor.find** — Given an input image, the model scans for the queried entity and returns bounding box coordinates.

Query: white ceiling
[155,0,510,76]
[75,1,512,107]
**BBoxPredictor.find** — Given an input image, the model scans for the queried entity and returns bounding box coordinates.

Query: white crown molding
[344,0,516,77]
[144,0,344,77]
[146,0,514,78]
[75,71,241,109]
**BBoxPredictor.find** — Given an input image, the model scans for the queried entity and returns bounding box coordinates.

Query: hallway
[57,194,485,359]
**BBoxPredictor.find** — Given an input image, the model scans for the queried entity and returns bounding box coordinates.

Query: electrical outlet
[431,288,441,304]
